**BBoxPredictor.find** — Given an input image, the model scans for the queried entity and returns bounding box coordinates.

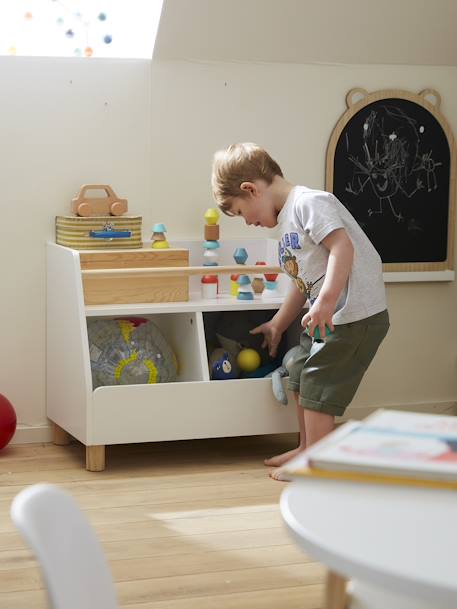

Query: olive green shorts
[288,309,390,417]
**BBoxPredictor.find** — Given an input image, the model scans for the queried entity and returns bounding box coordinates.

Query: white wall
[1,56,456,433]
[0,57,152,429]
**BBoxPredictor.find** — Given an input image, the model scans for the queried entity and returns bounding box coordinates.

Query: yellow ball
[237,348,261,373]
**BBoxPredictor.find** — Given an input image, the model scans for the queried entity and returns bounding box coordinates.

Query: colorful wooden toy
[264,272,278,281]
[153,223,167,232]
[253,262,266,293]
[237,292,254,300]
[237,275,251,286]
[203,250,219,266]
[201,275,218,298]
[204,224,220,241]
[251,277,265,294]
[152,241,170,249]
[230,274,240,296]
[152,223,169,249]
[233,249,250,297]
[236,274,254,300]
[152,231,166,241]
[71,184,128,217]
[203,240,220,250]
[233,248,248,265]
[262,280,281,299]
[204,208,220,225]
[255,260,278,282]
[202,209,221,289]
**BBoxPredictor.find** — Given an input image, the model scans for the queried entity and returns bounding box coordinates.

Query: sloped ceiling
[154,0,457,66]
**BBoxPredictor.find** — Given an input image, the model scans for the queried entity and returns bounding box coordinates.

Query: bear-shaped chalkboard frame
[326,88,456,277]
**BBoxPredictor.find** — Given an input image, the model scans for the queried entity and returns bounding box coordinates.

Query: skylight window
[0,0,164,58]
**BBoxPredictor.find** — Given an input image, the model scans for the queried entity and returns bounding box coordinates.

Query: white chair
[10,483,118,609]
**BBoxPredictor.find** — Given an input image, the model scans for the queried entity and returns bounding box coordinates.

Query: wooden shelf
[85,292,284,316]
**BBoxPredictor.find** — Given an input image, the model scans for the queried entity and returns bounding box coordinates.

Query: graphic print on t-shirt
[278,233,325,303]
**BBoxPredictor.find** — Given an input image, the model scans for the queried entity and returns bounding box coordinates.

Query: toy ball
[0,394,17,450]
[237,348,261,373]
[87,317,178,388]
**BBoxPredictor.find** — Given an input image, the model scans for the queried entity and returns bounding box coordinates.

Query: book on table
[284,409,457,489]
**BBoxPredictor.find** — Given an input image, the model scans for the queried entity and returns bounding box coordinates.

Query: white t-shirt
[277,186,386,324]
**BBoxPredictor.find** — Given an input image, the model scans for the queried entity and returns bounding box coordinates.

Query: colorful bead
[233,248,248,265]
[204,208,220,225]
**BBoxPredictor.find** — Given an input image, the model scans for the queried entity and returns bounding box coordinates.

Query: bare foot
[264,446,305,468]
[269,467,292,482]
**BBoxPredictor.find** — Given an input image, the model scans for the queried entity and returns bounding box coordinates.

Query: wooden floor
[0,434,326,608]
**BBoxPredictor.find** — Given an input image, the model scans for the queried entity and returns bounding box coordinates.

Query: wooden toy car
[71,184,128,217]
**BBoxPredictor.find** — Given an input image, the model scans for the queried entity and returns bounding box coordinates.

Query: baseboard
[338,401,457,422]
[11,401,457,444]
[11,424,54,445]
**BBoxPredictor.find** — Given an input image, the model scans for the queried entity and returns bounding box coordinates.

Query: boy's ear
[240,181,257,196]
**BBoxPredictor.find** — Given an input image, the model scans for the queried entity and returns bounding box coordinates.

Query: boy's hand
[250,321,282,357]
[301,298,335,340]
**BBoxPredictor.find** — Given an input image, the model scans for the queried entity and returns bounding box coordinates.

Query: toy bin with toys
[47,237,300,471]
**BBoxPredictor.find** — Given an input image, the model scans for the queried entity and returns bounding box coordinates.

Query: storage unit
[47,239,298,471]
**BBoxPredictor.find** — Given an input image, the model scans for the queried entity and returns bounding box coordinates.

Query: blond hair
[211,143,283,214]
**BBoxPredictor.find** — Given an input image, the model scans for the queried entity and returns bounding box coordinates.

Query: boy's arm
[250,281,306,356]
[302,228,354,338]
[272,281,307,333]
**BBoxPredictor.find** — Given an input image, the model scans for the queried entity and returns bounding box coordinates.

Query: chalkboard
[326,89,456,273]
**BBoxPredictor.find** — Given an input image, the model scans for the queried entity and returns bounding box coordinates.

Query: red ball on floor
[0,394,16,450]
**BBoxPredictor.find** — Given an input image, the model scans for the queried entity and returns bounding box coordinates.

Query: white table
[281,478,457,609]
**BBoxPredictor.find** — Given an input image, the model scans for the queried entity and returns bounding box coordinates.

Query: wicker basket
[56,215,142,249]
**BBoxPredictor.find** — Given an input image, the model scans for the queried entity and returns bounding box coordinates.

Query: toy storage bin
[47,240,298,472]
[86,312,208,385]
[202,309,290,380]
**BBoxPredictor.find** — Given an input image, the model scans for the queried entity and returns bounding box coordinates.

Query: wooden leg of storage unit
[86,445,106,472]
[53,423,70,446]
[325,571,349,609]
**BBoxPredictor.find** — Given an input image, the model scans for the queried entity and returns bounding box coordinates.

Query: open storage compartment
[203,309,290,381]
[86,312,209,385]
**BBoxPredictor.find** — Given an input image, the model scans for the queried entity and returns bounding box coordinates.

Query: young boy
[212,142,389,479]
